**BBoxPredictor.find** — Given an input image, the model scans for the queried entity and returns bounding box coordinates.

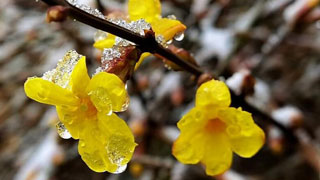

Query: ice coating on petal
[88,87,113,115]
[42,50,82,89]
[56,121,72,139]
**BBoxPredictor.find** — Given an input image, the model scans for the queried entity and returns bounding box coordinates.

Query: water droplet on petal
[107,109,113,116]
[112,164,127,174]
[56,121,72,139]
[120,97,130,111]
[174,32,185,41]
[167,15,177,20]
[80,141,86,147]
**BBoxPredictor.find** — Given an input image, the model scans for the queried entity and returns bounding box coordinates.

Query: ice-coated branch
[41,0,203,76]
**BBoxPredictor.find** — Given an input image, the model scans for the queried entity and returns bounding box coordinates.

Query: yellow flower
[24,51,136,173]
[94,0,187,69]
[172,80,265,176]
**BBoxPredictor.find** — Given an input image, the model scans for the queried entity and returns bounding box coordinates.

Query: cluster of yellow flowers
[94,0,186,69]
[24,0,265,176]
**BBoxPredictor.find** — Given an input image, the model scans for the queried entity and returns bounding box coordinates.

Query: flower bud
[46,6,68,23]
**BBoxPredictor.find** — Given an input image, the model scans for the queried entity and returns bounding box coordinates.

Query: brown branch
[39,0,298,143]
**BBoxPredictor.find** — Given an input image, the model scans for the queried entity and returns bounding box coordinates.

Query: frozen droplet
[112,164,127,174]
[102,47,122,62]
[156,35,168,48]
[89,87,113,114]
[166,39,173,45]
[174,32,185,41]
[80,141,86,147]
[56,121,72,139]
[226,125,241,137]
[94,30,107,41]
[67,0,105,19]
[121,97,130,111]
[167,15,176,20]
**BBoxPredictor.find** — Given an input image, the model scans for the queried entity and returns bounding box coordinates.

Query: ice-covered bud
[99,46,141,82]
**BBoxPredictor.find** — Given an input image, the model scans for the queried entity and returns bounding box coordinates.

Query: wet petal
[70,56,90,96]
[202,133,232,176]
[177,107,206,132]
[86,72,129,112]
[78,121,116,172]
[152,18,187,41]
[172,108,207,164]
[97,112,137,169]
[93,34,116,50]
[134,52,151,70]
[219,108,265,158]
[128,0,161,23]
[196,79,231,108]
[56,106,82,139]
[24,78,79,106]
[172,130,205,164]
[78,113,136,173]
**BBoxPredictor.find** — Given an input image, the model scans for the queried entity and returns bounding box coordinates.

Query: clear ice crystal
[93,18,151,48]
[113,164,127,174]
[102,47,121,62]
[107,18,151,36]
[94,30,108,41]
[67,0,105,19]
[156,35,168,48]
[42,50,82,88]
[167,14,177,20]
[56,121,72,139]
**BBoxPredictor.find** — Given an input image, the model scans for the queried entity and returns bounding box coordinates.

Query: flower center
[205,118,226,133]
[79,97,97,117]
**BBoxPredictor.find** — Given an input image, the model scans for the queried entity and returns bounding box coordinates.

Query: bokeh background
[0,0,320,179]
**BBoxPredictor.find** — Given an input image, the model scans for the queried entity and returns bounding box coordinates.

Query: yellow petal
[86,72,129,112]
[201,133,233,176]
[93,34,116,50]
[56,106,82,139]
[172,131,205,164]
[196,80,231,108]
[218,108,265,158]
[128,0,161,23]
[78,120,116,172]
[97,112,137,167]
[134,52,151,70]
[177,107,206,132]
[70,56,90,97]
[78,113,136,173]
[152,18,187,41]
[172,108,207,164]
[24,78,79,106]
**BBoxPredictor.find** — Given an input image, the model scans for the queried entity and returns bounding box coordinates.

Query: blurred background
[0,0,320,179]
